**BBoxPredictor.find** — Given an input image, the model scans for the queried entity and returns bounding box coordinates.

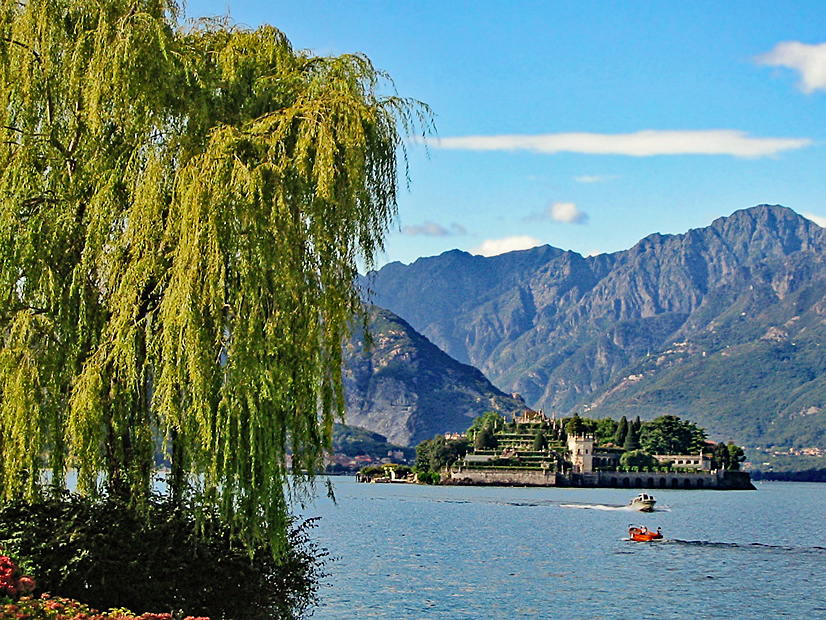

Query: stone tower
[567,434,594,473]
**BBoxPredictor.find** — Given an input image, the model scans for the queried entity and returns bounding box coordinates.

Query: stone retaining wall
[448,468,558,486]
[447,467,754,490]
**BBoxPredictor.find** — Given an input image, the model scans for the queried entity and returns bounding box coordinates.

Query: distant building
[567,434,594,473]
[514,408,549,425]
[653,454,711,470]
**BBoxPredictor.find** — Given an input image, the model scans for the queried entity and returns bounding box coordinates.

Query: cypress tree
[614,416,628,446]
[623,422,641,451]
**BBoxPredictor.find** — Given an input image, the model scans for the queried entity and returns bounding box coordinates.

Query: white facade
[652,454,712,470]
[567,434,594,473]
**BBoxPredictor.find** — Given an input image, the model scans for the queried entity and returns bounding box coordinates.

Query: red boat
[628,525,663,542]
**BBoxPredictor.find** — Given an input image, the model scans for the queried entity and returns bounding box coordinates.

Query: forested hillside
[364,205,826,452]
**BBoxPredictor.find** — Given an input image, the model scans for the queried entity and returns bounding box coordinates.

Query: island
[384,409,755,490]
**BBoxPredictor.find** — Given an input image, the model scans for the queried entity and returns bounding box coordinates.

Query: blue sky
[184,0,826,266]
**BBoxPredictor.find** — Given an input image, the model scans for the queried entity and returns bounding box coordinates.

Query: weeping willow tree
[0,0,427,547]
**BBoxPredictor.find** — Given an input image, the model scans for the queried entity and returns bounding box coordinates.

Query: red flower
[16,576,35,593]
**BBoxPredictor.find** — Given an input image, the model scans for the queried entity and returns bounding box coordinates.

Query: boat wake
[561,502,669,512]
[561,502,626,511]
[665,539,826,554]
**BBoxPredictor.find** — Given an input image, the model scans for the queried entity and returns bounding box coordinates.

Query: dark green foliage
[415,435,470,473]
[594,417,618,445]
[727,443,746,470]
[331,424,414,460]
[417,471,441,484]
[614,416,628,446]
[713,442,731,469]
[620,450,659,470]
[467,411,506,440]
[474,426,498,450]
[640,415,706,455]
[392,465,413,478]
[565,413,586,437]
[623,421,641,451]
[0,495,327,620]
[358,465,387,477]
[358,464,411,479]
[532,431,548,451]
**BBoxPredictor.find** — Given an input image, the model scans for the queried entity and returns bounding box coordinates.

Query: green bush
[0,494,327,620]
[620,450,659,471]
[417,472,440,485]
[359,465,386,477]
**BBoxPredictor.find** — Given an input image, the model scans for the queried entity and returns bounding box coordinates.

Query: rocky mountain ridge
[343,306,524,446]
[363,205,826,450]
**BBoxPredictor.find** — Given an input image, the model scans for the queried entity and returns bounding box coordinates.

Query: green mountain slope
[365,205,826,452]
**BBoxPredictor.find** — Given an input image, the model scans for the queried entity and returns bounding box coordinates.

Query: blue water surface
[299,480,826,620]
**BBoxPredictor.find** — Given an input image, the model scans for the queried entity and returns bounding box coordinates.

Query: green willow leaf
[0,0,430,549]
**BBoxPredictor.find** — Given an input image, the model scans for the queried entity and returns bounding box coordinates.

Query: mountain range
[358,205,826,454]
[343,306,524,446]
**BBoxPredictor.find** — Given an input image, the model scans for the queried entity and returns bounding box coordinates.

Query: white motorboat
[628,493,656,512]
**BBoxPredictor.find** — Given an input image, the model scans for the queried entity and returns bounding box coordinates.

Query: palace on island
[447,408,753,490]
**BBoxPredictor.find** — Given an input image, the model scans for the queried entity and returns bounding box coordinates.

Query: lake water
[299,479,826,620]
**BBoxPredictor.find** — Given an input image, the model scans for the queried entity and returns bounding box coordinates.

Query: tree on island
[620,449,658,470]
[0,0,427,615]
[640,415,706,455]
[718,442,745,470]
[713,442,732,469]
[565,413,587,436]
[475,425,498,450]
[415,434,470,473]
[614,416,629,446]
[623,419,641,451]
[594,417,618,445]
[467,410,506,441]
[727,443,746,470]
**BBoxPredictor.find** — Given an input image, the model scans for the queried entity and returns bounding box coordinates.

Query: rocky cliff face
[364,205,826,449]
[343,306,524,446]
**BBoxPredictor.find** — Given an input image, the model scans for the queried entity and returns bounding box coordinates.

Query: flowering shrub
[1,593,212,620]
[0,496,327,620]
[0,549,213,620]
[0,548,35,599]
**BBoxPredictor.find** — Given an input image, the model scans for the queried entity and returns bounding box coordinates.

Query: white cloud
[526,202,588,225]
[575,174,620,183]
[757,41,826,93]
[430,130,811,158]
[401,221,467,237]
[802,212,826,227]
[550,202,588,224]
[470,236,543,257]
